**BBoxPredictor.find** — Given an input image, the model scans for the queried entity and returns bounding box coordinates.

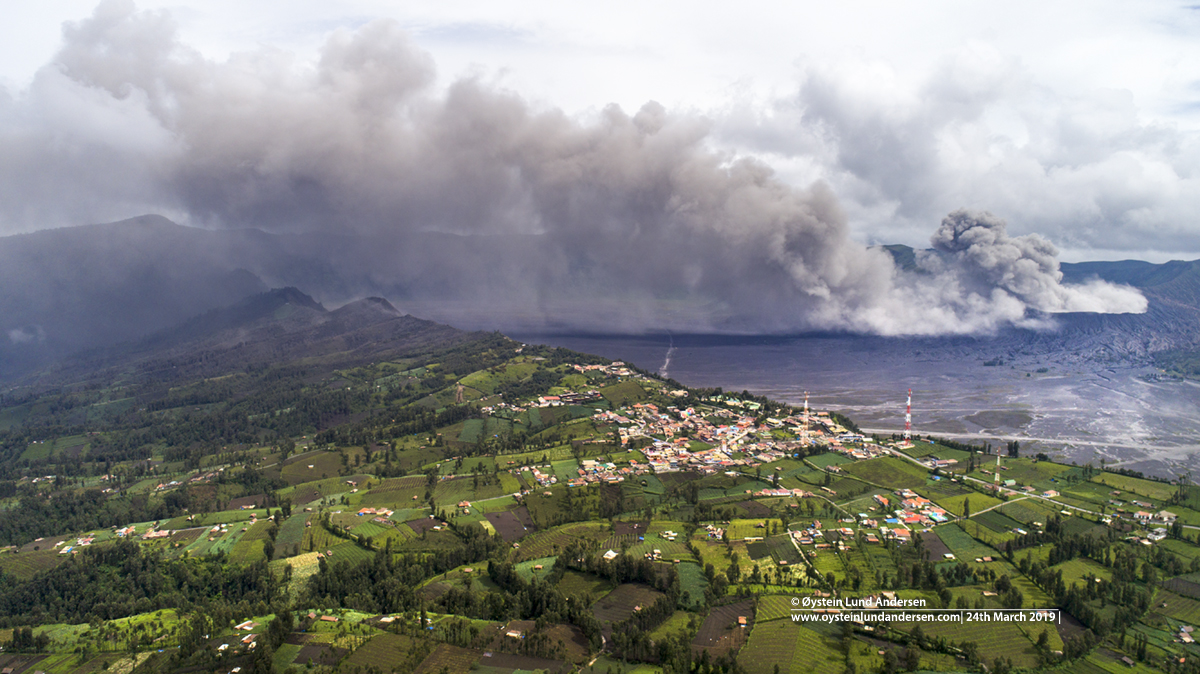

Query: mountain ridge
[30,287,474,390]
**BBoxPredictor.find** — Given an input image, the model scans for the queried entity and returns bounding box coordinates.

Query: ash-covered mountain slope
[1029,259,1200,361]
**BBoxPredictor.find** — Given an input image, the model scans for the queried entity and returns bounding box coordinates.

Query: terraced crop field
[756,595,796,622]
[917,620,1042,669]
[325,542,374,565]
[676,562,707,608]
[806,453,854,469]
[808,551,845,583]
[557,571,614,603]
[1153,590,1200,624]
[937,523,999,560]
[919,480,973,499]
[861,542,899,577]
[229,520,274,564]
[626,537,693,561]
[975,509,1024,533]
[740,620,806,674]
[350,519,391,539]
[988,459,1073,488]
[302,522,347,553]
[999,499,1056,524]
[1063,650,1162,674]
[0,549,68,580]
[938,492,1002,517]
[515,521,609,561]
[273,513,309,559]
[1092,473,1177,501]
[1052,557,1113,585]
[599,380,647,406]
[283,474,372,505]
[358,475,427,507]
[691,599,754,658]
[279,452,344,485]
[413,643,479,674]
[592,584,665,626]
[842,457,929,490]
[434,476,506,502]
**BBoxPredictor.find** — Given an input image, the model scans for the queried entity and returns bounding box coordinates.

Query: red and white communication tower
[904,389,912,441]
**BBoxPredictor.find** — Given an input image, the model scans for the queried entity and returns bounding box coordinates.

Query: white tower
[802,392,810,446]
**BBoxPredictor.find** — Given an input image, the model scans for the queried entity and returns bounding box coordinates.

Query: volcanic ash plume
[0,1,1148,335]
[912,209,1148,326]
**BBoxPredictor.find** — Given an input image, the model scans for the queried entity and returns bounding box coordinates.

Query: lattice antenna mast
[904,389,912,441]
[802,392,810,446]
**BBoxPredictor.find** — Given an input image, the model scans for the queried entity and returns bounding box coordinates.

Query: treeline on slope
[178,608,293,674]
[775,484,1189,668]
[0,539,276,627]
[986,516,1165,652]
[305,534,680,659]
[306,525,504,614]
[0,336,626,548]
[0,461,286,547]
[0,379,370,475]
[0,333,522,474]
[311,343,605,451]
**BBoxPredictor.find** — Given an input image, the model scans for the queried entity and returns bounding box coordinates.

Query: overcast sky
[3,1,1199,262]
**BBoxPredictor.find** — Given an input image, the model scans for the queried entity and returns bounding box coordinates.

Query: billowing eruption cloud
[0,1,1146,335]
[925,210,1148,317]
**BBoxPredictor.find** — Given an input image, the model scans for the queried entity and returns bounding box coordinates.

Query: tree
[909,625,926,650]
[882,649,899,674]
[961,641,979,665]
[962,497,971,519]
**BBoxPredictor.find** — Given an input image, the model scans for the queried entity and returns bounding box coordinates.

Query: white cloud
[8,326,45,345]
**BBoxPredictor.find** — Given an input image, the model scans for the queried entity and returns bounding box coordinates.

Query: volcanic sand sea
[510,333,1200,479]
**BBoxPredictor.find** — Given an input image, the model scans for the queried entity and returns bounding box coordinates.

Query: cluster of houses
[524,458,651,489]
[571,361,635,378]
[792,520,857,551]
[479,400,528,416]
[1129,508,1176,524]
[881,490,952,527]
[535,391,604,407]
[786,491,958,551]
[356,506,395,520]
[831,441,891,461]
[565,458,645,487]
[189,470,222,484]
